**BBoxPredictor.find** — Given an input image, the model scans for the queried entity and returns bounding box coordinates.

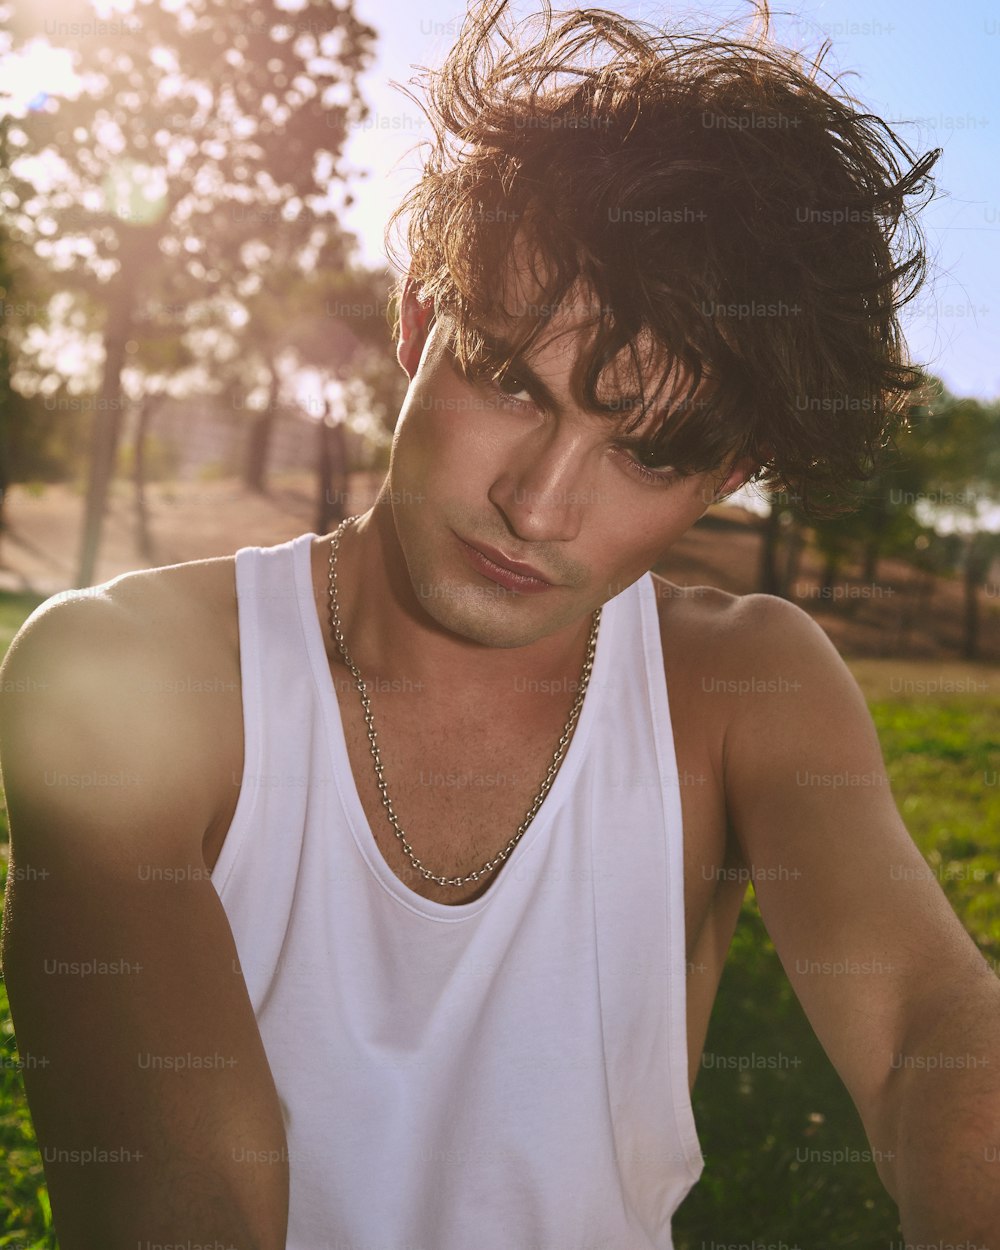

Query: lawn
[0,592,55,1247]
[674,692,1000,1247]
[0,588,997,1247]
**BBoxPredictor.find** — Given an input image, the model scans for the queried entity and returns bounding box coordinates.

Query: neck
[325,490,599,704]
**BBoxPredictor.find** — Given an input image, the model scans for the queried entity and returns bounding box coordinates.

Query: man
[2,1,999,1247]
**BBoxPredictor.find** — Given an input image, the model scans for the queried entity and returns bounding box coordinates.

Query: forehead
[476,274,682,413]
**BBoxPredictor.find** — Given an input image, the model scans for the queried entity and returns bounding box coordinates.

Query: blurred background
[0,0,998,1245]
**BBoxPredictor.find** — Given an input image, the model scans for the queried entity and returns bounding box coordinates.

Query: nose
[487,420,596,545]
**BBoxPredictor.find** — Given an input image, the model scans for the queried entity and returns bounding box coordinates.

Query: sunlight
[91,0,137,16]
[0,39,79,116]
[101,160,170,226]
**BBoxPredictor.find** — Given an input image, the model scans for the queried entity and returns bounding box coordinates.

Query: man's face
[382,283,751,652]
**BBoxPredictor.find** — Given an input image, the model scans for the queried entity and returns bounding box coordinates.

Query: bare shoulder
[650,570,816,634]
[4,553,240,671]
[0,560,290,1240]
[0,555,242,852]
[649,572,843,674]
[647,573,861,760]
[85,553,240,642]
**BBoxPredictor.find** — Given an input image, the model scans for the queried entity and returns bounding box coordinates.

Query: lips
[458,536,553,585]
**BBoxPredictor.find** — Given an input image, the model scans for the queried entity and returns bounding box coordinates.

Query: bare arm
[722,594,1000,1242]
[0,588,288,1249]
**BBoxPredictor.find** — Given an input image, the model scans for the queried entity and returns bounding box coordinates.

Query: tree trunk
[133,394,163,562]
[861,491,888,584]
[0,397,9,564]
[314,403,348,535]
[243,366,280,494]
[963,573,978,661]
[331,419,348,522]
[780,520,805,599]
[894,566,936,659]
[758,501,784,596]
[76,273,136,587]
[862,536,880,585]
[962,536,988,661]
[820,548,839,599]
[0,339,11,561]
[0,252,12,563]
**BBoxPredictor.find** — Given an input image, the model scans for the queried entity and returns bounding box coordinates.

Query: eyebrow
[469,326,660,445]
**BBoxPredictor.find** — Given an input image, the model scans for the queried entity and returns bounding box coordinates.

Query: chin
[393,511,569,647]
[409,574,534,647]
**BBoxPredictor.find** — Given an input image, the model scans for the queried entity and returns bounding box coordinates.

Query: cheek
[396,385,504,481]
[389,394,445,485]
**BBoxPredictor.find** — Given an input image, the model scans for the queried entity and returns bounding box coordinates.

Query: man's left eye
[632,446,673,470]
[616,444,680,483]
[494,371,531,399]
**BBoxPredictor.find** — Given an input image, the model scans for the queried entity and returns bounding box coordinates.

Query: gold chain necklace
[326,515,602,889]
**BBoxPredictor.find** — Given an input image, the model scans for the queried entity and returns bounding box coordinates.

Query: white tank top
[211,532,704,1249]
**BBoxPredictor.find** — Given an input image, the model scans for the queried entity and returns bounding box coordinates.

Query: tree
[0,117,17,549]
[911,388,1000,659]
[0,108,54,557]
[757,491,802,597]
[118,313,203,561]
[291,265,405,532]
[823,379,1000,659]
[4,0,375,585]
[225,261,405,527]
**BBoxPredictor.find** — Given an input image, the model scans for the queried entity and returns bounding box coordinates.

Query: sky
[338,0,1000,402]
[3,0,997,401]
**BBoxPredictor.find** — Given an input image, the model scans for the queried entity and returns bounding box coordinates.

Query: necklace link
[326,515,601,889]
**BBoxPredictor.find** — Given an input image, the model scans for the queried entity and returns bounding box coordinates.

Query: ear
[396,278,437,379]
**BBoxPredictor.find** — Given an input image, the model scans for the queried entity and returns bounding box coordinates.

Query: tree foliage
[4,0,377,582]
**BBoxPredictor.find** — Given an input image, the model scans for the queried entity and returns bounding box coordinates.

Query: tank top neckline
[289,531,624,922]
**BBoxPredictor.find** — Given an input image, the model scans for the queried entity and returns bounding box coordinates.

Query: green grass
[0,590,997,1246]
[674,695,1000,1247]
[0,594,46,662]
[0,593,58,1247]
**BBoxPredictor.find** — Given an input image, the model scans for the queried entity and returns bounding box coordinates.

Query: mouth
[455,534,555,589]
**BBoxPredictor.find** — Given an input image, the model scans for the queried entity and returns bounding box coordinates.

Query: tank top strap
[590,572,705,1217]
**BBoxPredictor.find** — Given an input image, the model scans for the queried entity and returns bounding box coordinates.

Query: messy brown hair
[386,0,939,519]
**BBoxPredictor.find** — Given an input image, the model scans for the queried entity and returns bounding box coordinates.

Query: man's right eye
[484,369,535,411]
